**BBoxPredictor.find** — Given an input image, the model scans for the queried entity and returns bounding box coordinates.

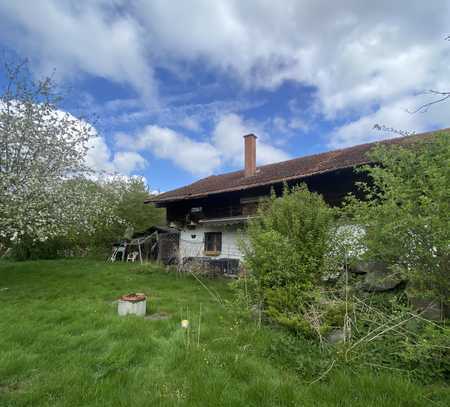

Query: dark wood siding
[164,167,367,226]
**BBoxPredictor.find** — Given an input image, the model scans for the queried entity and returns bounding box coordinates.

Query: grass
[0,259,448,406]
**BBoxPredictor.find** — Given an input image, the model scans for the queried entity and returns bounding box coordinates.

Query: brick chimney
[244,133,257,177]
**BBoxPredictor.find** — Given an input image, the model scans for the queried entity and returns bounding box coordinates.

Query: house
[146,129,440,273]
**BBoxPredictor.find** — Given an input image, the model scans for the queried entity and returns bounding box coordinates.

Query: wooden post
[157,233,162,263]
[138,239,143,264]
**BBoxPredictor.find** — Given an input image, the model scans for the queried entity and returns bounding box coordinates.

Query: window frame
[204,232,222,256]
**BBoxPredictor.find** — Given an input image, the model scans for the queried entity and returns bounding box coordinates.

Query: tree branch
[406,90,450,114]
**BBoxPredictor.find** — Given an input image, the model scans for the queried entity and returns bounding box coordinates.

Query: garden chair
[127,251,139,262]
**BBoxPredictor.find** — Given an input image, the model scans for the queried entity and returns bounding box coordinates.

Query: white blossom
[0,61,118,246]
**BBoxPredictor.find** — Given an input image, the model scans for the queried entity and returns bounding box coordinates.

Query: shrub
[344,132,450,307]
[10,237,71,260]
[241,184,334,334]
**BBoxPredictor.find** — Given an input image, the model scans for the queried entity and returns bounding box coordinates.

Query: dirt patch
[0,379,30,394]
[144,312,171,321]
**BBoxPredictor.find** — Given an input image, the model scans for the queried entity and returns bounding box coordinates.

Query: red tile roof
[147,129,444,204]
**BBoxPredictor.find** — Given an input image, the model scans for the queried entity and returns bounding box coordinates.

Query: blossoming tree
[0,60,116,249]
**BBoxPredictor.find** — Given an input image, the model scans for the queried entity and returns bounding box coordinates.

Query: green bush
[344,132,450,306]
[241,184,334,334]
[11,237,71,260]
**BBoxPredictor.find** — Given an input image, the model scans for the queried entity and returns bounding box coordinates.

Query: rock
[327,328,345,344]
[351,260,385,274]
[350,261,368,274]
[409,297,443,321]
[361,262,404,292]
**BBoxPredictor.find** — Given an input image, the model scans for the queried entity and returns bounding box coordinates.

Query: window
[204,232,222,256]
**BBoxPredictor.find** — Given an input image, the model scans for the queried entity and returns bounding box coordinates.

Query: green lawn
[0,259,448,406]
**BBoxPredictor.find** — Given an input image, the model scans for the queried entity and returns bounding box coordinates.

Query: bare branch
[406,90,450,114]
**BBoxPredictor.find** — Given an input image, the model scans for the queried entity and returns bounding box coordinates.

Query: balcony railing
[202,205,243,219]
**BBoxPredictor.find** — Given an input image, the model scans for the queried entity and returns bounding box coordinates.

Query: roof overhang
[145,163,368,205]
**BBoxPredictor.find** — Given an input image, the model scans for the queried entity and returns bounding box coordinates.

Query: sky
[1,0,449,192]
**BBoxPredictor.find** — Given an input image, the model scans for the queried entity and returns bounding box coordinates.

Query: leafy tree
[87,176,165,248]
[345,132,450,304]
[113,177,165,233]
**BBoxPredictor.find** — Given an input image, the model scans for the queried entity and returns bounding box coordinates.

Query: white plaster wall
[178,223,366,264]
[179,226,244,260]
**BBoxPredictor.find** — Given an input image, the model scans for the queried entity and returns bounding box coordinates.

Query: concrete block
[117,293,146,316]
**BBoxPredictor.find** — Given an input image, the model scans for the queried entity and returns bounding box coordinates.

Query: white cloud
[0,0,157,101]
[289,117,309,132]
[180,116,201,132]
[116,113,289,176]
[112,151,148,175]
[133,1,450,146]
[270,116,308,136]
[130,1,450,114]
[213,113,289,167]
[132,125,221,175]
[329,94,449,148]
[113,132,135,150]
[86,136,148,176]
[85,136,114,173]
[2,1,449,146]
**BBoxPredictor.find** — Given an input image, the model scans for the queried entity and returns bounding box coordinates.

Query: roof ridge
[197,130,439,180]
[253,129,440,171]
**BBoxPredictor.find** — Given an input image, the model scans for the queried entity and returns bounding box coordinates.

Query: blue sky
[1,1,449,192]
